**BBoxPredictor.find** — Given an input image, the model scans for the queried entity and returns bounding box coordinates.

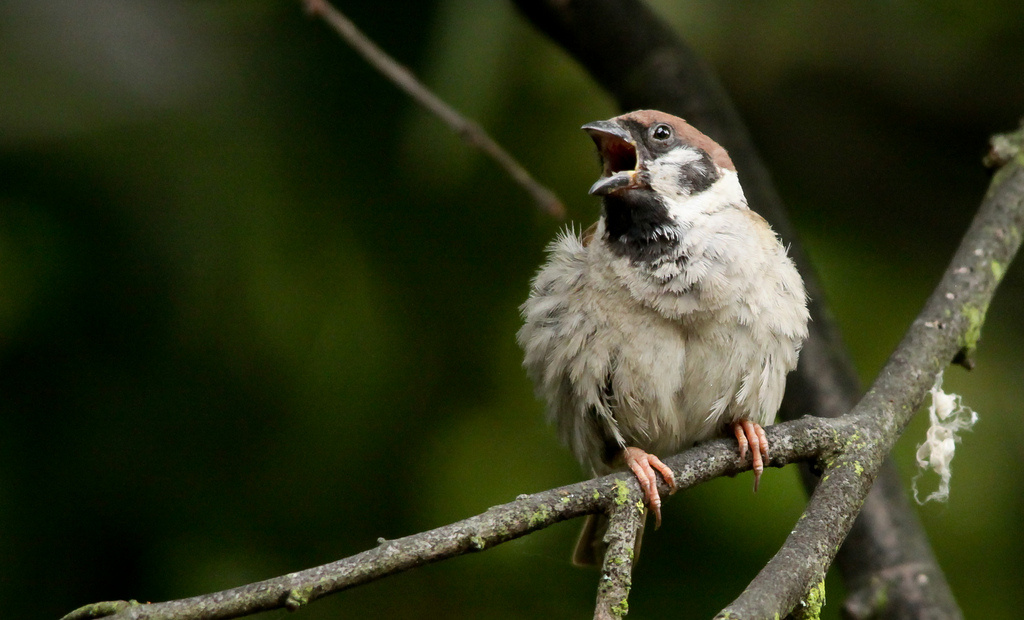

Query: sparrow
[517,110,809,566]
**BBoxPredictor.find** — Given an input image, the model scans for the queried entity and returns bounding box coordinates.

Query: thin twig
[302,0,565,219]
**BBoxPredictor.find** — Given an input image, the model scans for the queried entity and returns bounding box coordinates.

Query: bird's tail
[571,512,646,568]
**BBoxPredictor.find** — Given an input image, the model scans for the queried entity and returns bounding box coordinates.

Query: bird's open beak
[582,120,640,196]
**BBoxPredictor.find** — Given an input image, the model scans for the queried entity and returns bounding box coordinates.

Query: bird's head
[583,110,734,200]
[582,111,742,253]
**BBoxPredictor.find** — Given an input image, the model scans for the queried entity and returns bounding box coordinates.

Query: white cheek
[664,169,746,222]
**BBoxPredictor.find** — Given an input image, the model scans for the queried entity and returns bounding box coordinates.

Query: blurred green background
[2,1,1022,618]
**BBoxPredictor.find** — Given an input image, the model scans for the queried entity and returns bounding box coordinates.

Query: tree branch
[594,483,645,620]
[718,124,1024,618]
[61,418,833,620]
[302,0,565,219]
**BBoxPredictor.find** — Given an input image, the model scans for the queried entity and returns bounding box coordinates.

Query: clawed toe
[621,446,675,528]
[732,420,770,491]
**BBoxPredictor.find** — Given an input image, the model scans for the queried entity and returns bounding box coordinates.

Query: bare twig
[302,0,565,219]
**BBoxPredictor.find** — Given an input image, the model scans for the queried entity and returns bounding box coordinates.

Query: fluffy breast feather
[518,201,808,473]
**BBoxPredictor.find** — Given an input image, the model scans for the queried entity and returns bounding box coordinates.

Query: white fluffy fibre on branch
[912,371,979,504]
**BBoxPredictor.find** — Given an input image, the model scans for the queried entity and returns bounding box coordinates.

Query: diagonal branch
[718,126,1024,618]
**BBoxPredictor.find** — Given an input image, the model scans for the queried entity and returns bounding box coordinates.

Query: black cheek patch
[678,150,720,195]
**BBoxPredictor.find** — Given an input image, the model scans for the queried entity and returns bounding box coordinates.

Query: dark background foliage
[1,2,1022,618]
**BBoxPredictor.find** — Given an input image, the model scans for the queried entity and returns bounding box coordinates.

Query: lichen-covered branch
[60,419,833,620]
[717,125,1024,619]
[594,483,645,620]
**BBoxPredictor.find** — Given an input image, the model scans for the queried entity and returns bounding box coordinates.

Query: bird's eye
[651,124,673,141]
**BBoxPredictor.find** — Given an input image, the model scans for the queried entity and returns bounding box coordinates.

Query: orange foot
[620,446,677,529]
[732,420,770,491]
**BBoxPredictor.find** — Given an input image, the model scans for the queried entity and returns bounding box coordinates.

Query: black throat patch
[602,190,679,264]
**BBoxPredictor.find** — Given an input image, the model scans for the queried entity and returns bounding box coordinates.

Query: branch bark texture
[594,485,645,620]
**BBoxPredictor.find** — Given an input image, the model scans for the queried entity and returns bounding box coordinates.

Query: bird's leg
[732,420,770,491]
[619,446,677,529]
